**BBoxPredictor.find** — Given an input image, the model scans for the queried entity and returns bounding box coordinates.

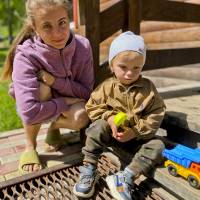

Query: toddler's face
[33,5,70,49]
[111,51,144,85]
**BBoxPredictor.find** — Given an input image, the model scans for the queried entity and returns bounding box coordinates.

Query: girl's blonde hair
[1,0,69,80]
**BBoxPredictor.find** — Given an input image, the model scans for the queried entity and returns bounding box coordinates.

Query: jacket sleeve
[12,52,69,125]
[133,84,166,140]
[51,43,94,100]
[86,82,115,122]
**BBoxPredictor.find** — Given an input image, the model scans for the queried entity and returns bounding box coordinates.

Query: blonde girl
[1,0,94,174]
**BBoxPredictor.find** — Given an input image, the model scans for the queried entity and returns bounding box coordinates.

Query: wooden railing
[78,0,200,85]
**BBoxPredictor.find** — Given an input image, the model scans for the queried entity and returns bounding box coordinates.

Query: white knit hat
[109,31,146,65]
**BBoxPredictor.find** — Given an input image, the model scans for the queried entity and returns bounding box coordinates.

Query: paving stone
[0,147,16,157]
[14,144,26,153]
[37,134,46,141]
[47,152,82,168]
[0,139,25,150]
[0,175,5,182]
[0,161,18,175]
[0,138,9,144]
[5,171,20,181]
[38,128,48,135]
[0,128,24,139]
[0,152,21,164]
[37,147,46,154]
[47,160,64,167]
[37,139,45,147]
[8,133,25,141]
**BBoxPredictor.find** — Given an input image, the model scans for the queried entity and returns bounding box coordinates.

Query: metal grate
[0,155,163,200]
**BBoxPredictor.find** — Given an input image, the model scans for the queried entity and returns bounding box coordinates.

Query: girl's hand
[38,70,55,86]
[64,97,86,106]
[116,127,137,142]
[62,97,86,117]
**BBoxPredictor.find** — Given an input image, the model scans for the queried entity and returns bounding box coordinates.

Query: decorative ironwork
[0,155,163,200]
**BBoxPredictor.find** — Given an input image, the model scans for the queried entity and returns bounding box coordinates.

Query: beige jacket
[86,76,166,140]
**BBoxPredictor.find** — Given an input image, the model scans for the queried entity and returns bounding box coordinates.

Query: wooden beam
[91,60,112,86]
[142,0,200,23]
[100,0,127,42]
[85,0,100,84]
[128,0,141,34]
[145,47,200,70]
[78,0,85,25]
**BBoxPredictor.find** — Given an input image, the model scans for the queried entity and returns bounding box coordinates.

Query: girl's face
[111,51,144,85]
[33,5,70,49]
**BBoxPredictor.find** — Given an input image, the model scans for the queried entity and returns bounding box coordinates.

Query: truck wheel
[188,175,199,189]
[167,164,177,176]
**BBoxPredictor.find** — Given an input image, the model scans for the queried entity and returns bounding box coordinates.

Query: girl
[1,0,94,174]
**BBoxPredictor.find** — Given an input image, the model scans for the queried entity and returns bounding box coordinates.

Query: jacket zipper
[60,50,67,75]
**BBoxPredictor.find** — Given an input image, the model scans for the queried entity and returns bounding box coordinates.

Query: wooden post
[77,0,85,25]
[85,0,100,84]
[73,0,78,28]
[128,0,141,34]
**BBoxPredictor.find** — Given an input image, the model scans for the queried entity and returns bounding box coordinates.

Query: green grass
[0,66,22,132]
[0,24,23,132]
[0,48,8,67]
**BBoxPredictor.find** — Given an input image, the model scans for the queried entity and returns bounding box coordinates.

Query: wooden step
[142,63,200,81]
[141,21,200,33]
[143,73,200,147]
[142,26,200,43]
[106,146,200,200]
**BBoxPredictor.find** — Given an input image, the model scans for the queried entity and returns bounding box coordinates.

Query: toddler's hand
[107,115,118,139]
[38,70,55,86]
[116,127,136,142]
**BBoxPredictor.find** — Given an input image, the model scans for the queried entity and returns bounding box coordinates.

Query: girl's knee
[39,82,52,101]
[74,110,90,129]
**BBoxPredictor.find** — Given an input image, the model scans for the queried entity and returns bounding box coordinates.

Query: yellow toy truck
[162,144,200,189]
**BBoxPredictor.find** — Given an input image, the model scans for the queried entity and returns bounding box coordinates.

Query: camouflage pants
[82,119,165,175]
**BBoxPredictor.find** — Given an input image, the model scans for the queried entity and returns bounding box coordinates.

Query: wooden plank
[145,47,200,70]
[136,175,180,200]
[105,148,200,200]
[154,167,200,200]
[147,41,200,50]
[100,0,127,42]
[85,0,100,82]
[141,21,200,33]
[142,63,200,81]
[100,0,121,11]
[161,118,200,148]
[142,0,200,23]
[162,94,200,134]
[128,0,141,34]
[158,82,200,99]
[142,26,200,43]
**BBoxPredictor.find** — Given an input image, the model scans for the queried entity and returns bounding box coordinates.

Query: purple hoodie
[11,32,94,125]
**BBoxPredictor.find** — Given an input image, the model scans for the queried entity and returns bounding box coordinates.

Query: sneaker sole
[73,176,99,198]
[106,176,124,200]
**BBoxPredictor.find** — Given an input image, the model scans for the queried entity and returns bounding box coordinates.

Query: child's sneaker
[73,163,98,198]
[106,168,134,200]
